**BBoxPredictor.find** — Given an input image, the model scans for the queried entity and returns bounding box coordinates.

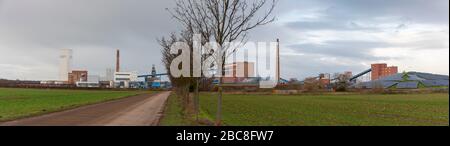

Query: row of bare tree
[160,0,277,126]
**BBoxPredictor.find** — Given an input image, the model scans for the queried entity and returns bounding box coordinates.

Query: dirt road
[0,91,171,126]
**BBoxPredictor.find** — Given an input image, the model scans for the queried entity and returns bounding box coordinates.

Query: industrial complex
[0,49,171,89]
[57,49,167,89]
[0,42,448,91]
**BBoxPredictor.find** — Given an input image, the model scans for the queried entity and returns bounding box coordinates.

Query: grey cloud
[0,0,179,48]
[0,0,179,80]
[286,21,380,31]
[275,0,448,78]
[280,54,369,80]
[277,40,396,79]
[403,31,450,50]
[283,0,447,32]
[321,0,449,24]
[289,40,391,60]
[0,0,448,80]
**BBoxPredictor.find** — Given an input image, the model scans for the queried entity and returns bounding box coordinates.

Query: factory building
[76,75,101,88]
[145,65,162,88]
[68,70,88,85]
[214,39,281,86]
[352,72,449,89]
[59,49,72,82]
[114,72,138,88]
[371,63,398,81]
[224,62,255,77]
[319,73,331,85]
[105,68,115,81]
[111,49,141,88]
[223,62,256,83]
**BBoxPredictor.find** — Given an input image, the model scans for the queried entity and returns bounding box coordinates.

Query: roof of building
[352,72,449,89]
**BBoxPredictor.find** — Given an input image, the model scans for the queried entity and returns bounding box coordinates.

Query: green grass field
[0,88,146,121]
[161,93,449,126]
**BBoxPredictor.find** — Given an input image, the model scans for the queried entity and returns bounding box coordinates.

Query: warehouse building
[352,72,449,89]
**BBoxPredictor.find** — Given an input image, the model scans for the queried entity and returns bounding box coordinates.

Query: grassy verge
[159,93,193,126]
[0,88,149,121]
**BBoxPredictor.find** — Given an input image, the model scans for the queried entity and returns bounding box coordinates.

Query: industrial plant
[0,40,448,91]
[0,49,171,89]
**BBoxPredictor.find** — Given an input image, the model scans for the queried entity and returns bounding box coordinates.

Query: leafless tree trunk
[159,33,193,109]
[169,0,277,126]
[160,28,205,122]
[194,78,200,121]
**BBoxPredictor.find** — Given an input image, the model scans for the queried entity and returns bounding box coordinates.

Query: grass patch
[0,88,148,121]
[198,93,449,126]
[159,93,193,126]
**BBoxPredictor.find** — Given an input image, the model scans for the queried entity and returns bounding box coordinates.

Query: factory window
[115,78,130,81]
[116,74,131,76]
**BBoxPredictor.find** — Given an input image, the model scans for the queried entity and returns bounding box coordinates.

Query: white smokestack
[59,49,72,81]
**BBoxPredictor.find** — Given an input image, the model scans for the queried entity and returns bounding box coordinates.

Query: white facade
[114,71,138,88]
[105,68,115,81]
[114,72,138,82]
[59,49,72,81]
[76,82,100,88]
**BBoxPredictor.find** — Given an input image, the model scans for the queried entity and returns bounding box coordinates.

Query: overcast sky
[0,0,448,80]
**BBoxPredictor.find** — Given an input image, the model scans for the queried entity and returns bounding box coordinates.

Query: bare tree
[160,27,207,123]
[159,33,194,109]
[303,77,320,92]
[169,0,277,126]
[332,73,351,92]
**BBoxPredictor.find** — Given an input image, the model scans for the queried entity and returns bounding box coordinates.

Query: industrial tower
[59,49,72,81]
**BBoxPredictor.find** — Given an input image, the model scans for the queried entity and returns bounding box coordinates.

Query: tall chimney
[276,39,280,83]
[116,49,120,72]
